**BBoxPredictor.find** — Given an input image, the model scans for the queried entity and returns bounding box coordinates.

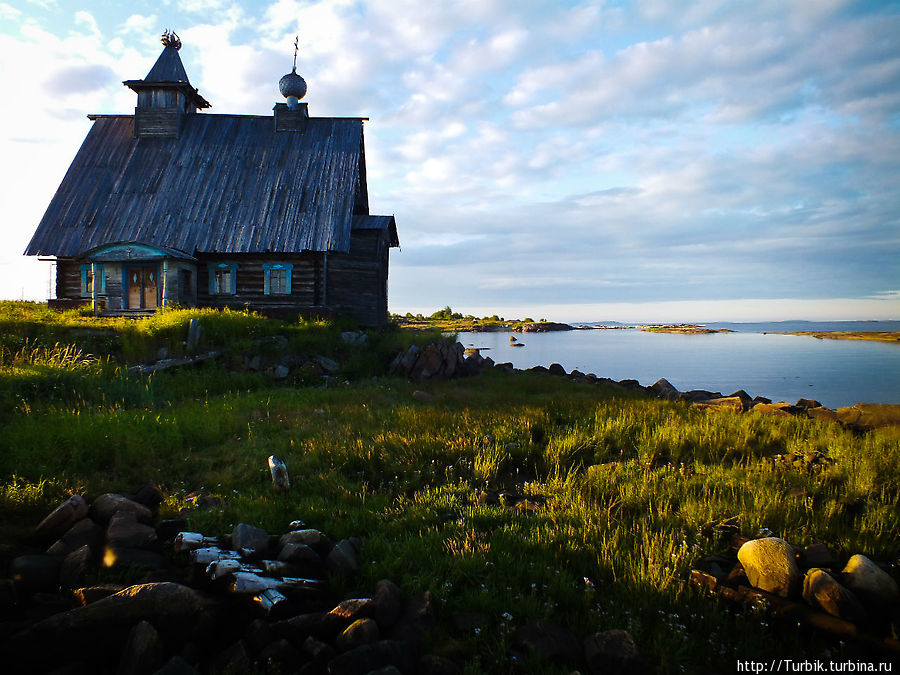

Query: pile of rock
[389,342,495,380]
[691,534,900,655]
[0,492,450,674]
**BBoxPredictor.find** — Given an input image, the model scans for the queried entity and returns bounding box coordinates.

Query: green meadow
[1,301,898,673]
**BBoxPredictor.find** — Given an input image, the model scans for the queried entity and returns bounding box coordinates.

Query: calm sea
[455,321,900,409]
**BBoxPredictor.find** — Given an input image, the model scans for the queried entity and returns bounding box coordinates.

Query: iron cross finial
[293,35,299,71]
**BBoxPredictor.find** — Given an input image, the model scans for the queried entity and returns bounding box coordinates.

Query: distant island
[393,309,899,343]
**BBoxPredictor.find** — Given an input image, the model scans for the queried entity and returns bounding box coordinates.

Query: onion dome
[279,67,307,102]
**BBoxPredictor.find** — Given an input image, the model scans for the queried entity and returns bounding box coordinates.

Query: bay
[456,321,900,409]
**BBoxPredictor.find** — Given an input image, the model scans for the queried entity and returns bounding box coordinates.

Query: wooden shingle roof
[26,113,382,257]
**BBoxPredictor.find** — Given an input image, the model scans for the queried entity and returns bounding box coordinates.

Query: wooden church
[25,31,399,327]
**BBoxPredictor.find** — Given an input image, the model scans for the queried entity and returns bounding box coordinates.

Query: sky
[1,0,899,323]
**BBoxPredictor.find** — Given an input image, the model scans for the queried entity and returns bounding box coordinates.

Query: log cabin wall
[196,254,323,311]
[327,230,390,327]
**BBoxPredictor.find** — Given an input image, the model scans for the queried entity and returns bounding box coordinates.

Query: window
[208,262,238,295]
[80,264,105,297]
[263,263,293,295]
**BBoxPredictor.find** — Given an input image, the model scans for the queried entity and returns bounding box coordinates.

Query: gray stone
[118,620,165,675]
[22,582,210,637]
[514,619,582,666]
[92,493,153,525]
[212,640,251,675]
[841,554,900,607]
[10,554,61,594]
[107,512,157,549]
[737,537,802,598]
[315,355,340,373]
[548,363,567,376]
[186,319,202,351]
[650,378,679,400]
[802,568,867,622]
[584,629,645,675]
[329,597,374,621]
[327,539,362,574]
[257,638,302,671]
[326,640,413,675]
[231,522,270,553]
[152,655,198,675]
[33,494,89,541]
[73,584,126,605]
[372,579,405,631]
[273,364,290,379]
[47,517,104,556]
[277,542,322,565]
[302,635,337,663]
[59,544,92,589]
[335,617,379,651]
[279,528,330,553]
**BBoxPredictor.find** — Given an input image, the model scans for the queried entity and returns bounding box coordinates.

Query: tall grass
[1,306,897,672]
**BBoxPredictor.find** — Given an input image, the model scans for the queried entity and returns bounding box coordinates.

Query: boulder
[231,523,270,553]
[279,528,331,554]
[737,537,802,598]
[9,554,61,594]
[802,568,867,622]
[212,640,252,675]
[59,544,92,589]
[335,618,380,651]
[277,542,322,566]
[752,402,804,418]
[371,579,405,631]
[841,554,900,607]
[47,517,104,556]
[514,620,582,666]
[107,512,157,549]
[836,403,900,430]
[92,493,153,525]
[693,396,747,413]
[796,398,823,409]
[650,378,679,400]
[327,539,363,574]
[584,629,646,675]
[33,494,89,541]
[118,620,165,675]
[326,640,413,675]
[806,406,840,424]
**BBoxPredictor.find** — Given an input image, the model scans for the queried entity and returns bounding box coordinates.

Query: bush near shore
[1,302,898,673]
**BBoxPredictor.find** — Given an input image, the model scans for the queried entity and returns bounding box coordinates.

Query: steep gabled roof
[123,42,211,109]
[26,114,372,257]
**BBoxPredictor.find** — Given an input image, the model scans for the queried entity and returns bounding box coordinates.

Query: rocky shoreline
[388,341,900,430]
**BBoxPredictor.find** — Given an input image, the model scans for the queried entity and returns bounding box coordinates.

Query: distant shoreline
[769,330,900,344]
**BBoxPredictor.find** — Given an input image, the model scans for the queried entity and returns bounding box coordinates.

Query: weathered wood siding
[55,258,82,301]
[327,230,390,327]
[196,254,323,311]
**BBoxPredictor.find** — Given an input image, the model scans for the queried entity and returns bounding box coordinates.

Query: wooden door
[127,267,158,309]
[142,268,157,308]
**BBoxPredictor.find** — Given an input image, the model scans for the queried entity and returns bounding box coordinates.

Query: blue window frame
[263,263,293,295]
[79,264,105,296]
[208,262,238,295]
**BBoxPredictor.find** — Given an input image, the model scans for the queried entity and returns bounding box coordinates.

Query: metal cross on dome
[293,35,299,71]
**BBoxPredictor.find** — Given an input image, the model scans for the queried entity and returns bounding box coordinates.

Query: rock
[33,494,89,541]
[806,406,840,424]
[231,523,270,553]
[583,629,645,675]
[800,543,836,569]
[836,403,900,430]
[156,518,188,543]
[326,640,413,675]
[315,355,340,373]
[243,617,276,654]
[335,618,380,651]
[277,542,322,566]
[212,640,252,675]
[796,398,822,409]
[19,582,211,638]
[802,568,867,622]
[728,390,754,410]
[693,396,747,413]
[186,318,202,351]
[302,635,337,663]
[267,456,291,491]
[132,484,164,516]
[47,517,104,556]
[548,363,567,376]
[417,655,461,675]
[737,537,802,598]
[10,554,61,594]
[59,544,92,589]
[257,638,303,671]
[341,331,367,345]
[514,620,582,666]
[273,364,290,379]
[118,620,165,675]
[327,539,362,574]
[752,402,804,417]
[841,554,900,607]
[412,390,434,401]
[329,597,374,621]
[279,529,331,554]
[73,584,126,605]
[271,611,346,642]
[107,512,157,549]
[153,655,199,675]
[92,493,153,525]
[0,578,18,616]
[372,579,405,631]
[650,378,679,400]
[102,545,165,571]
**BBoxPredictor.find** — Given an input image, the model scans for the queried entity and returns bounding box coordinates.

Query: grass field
[1,302,898,673]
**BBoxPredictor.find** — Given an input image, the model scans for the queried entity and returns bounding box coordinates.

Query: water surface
[456,325,900,408]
